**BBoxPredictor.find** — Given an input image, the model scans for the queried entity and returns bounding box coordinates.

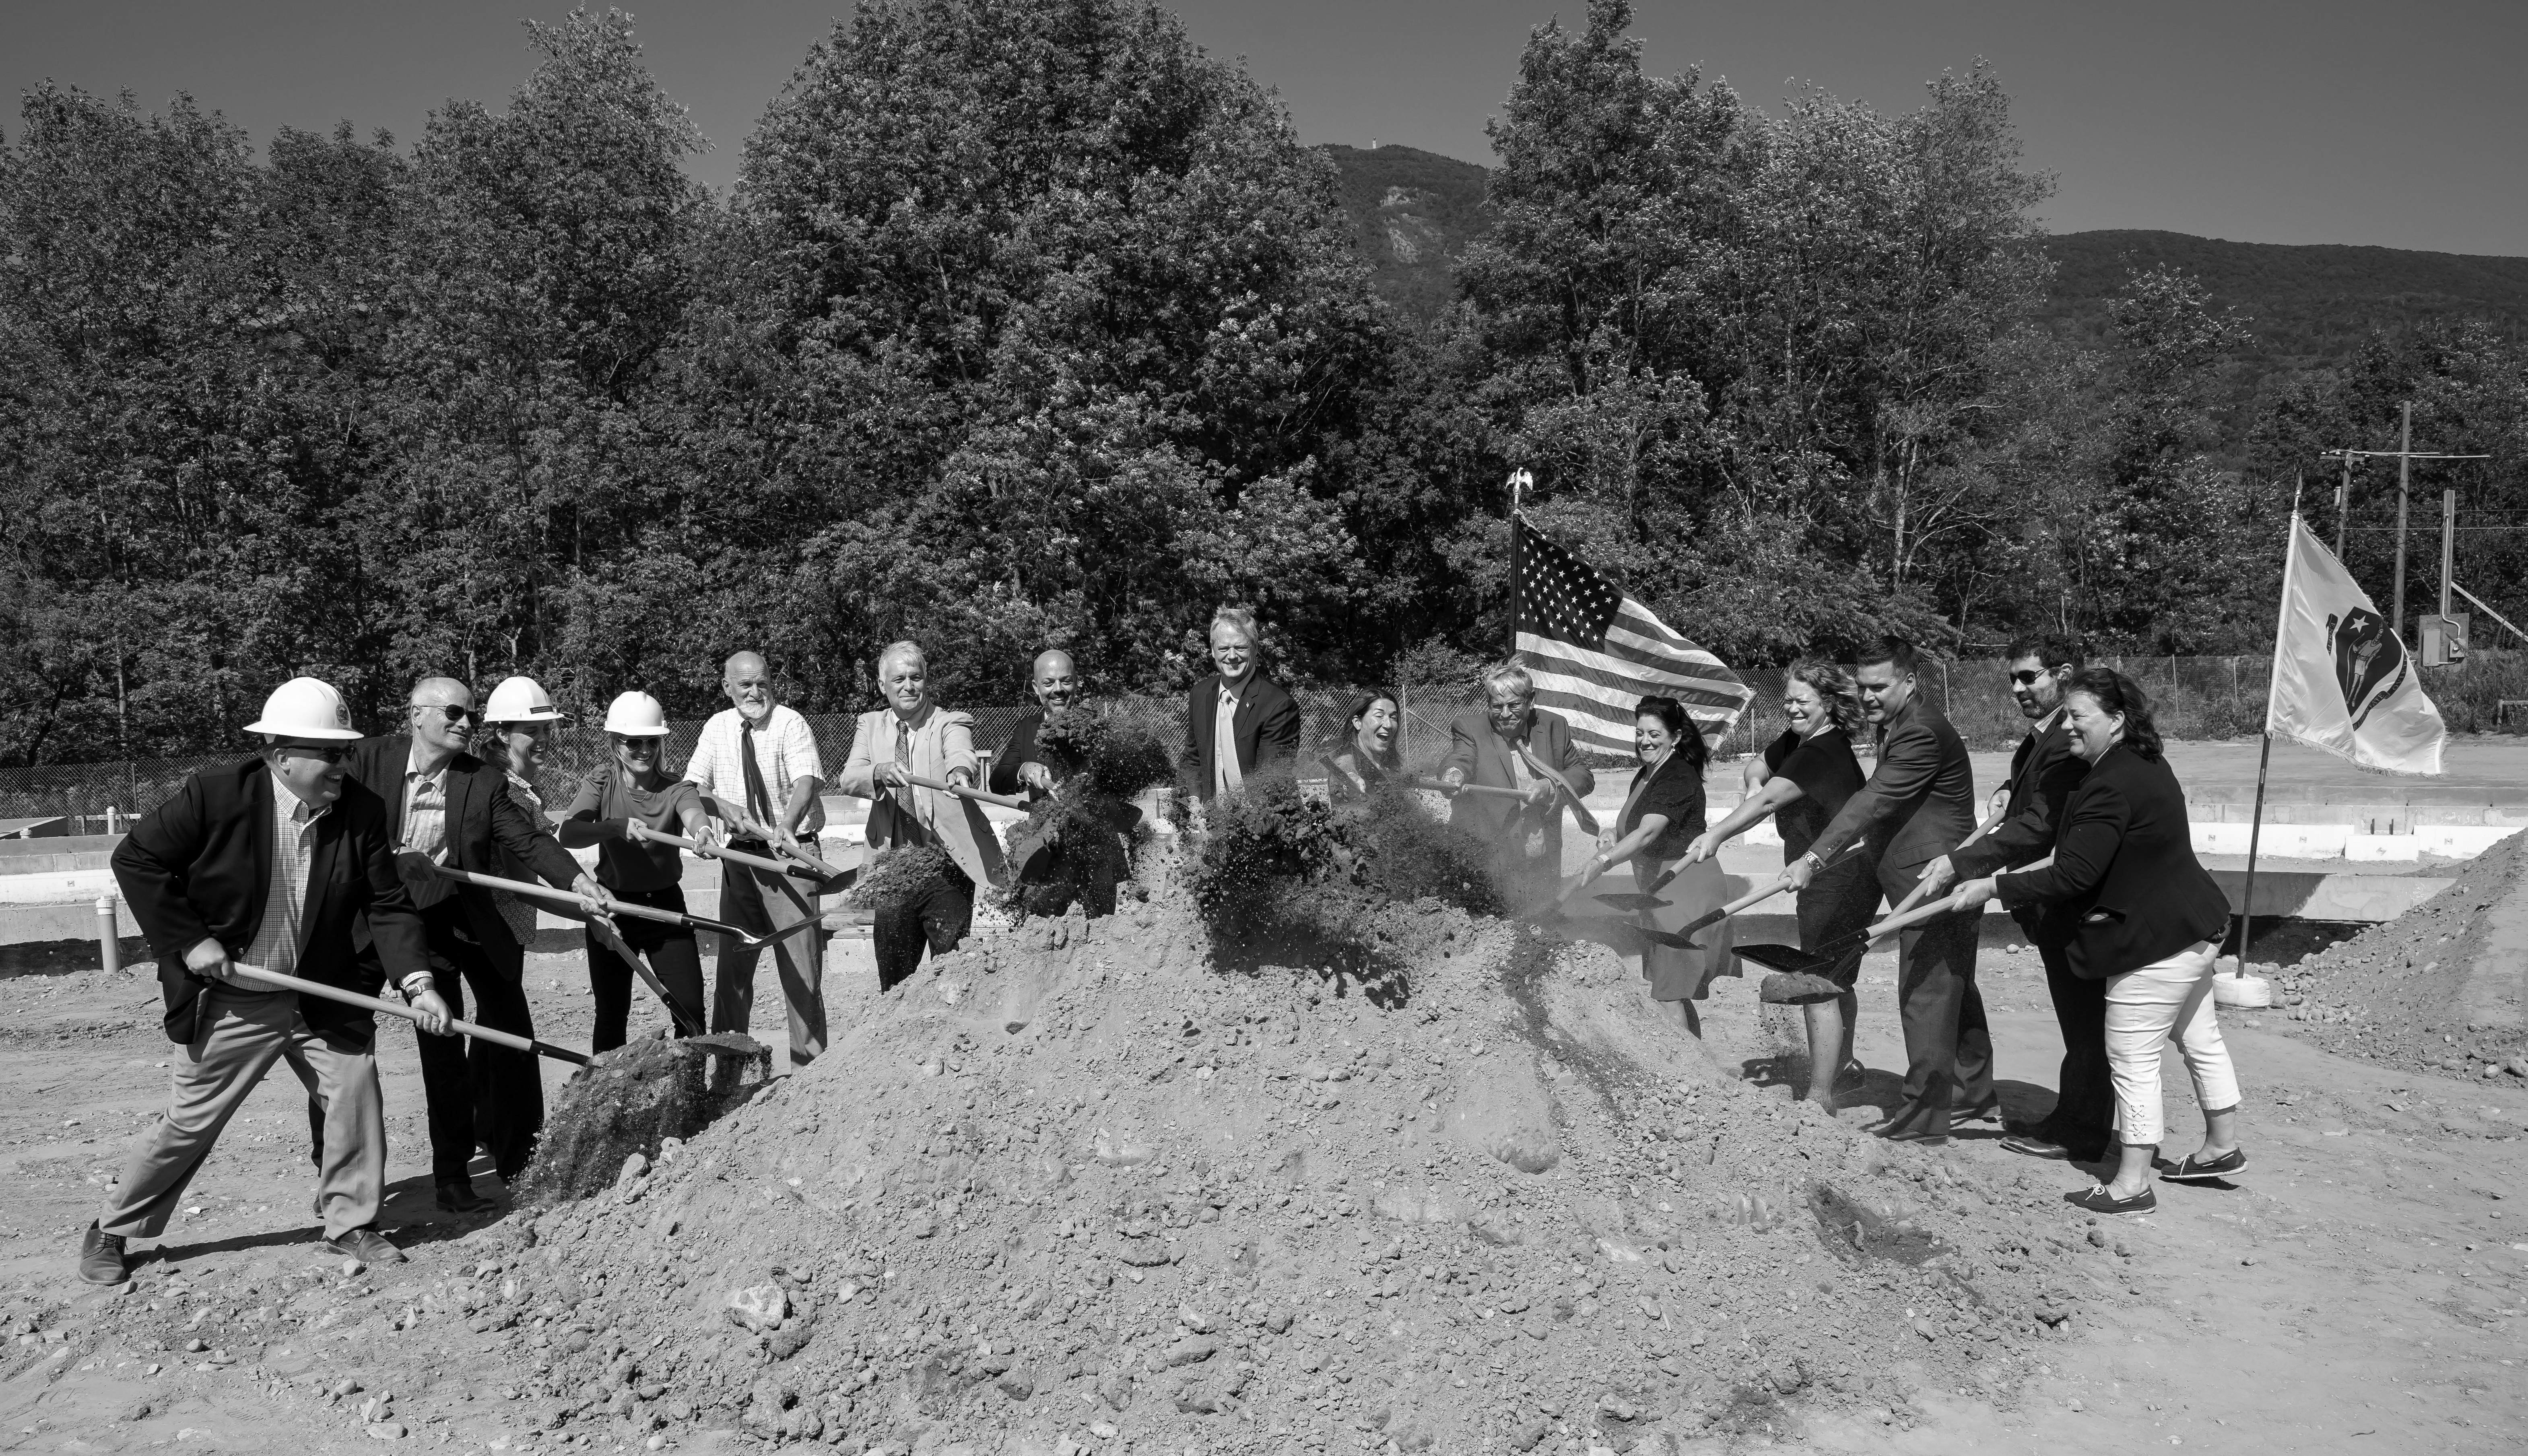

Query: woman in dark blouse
[1685,661,1879,1107]
[1579,696,1736,1037]
[557,692,713,1050]
[1321,688,1403,803]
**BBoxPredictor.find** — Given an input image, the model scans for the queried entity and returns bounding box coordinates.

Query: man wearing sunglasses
[331,676,612,1210]
[1917,633,2105,1162]
[82,677,441,1283]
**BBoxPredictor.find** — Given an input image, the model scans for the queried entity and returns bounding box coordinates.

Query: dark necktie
[895,717,918,821]
[740,724,776,830]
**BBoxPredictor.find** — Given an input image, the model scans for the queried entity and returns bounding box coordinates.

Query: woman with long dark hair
[1683,660,1878,1107]
[1950,668,2241,1216]
[1579,696,1736,1037]
[1321,688,1403,802]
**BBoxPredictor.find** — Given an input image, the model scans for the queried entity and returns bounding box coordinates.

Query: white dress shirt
[1213,678,1246,799]
[685,703,826,834]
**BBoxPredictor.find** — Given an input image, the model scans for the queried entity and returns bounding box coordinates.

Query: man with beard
[990,650,1081,800]
[684,651,829,1072]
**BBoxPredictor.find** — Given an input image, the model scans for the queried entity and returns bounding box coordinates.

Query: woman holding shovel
[1683,662,1877,1109]
[557,692,710,1051]
[1573,696,1735,1037]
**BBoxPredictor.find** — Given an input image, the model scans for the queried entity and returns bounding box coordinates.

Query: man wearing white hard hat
[341,676,609,1209]
[558,692,711,1050]
[81,677,448,1284]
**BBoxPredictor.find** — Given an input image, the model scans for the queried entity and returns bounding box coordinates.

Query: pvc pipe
[95,896,120,975]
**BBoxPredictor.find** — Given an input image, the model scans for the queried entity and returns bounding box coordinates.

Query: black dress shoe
[2001,1133,2074,1159]
[1875,1126,1951,1147]
[437,1179,491,1214]
[78,1222,129,1285]
[322,1226,407,1265]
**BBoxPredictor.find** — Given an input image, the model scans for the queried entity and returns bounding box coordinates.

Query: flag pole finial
[1509,467,1531,517]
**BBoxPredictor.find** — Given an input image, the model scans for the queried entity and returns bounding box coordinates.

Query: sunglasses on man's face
[421,703,477,725]
[2009,669,2049,686]
[281,744,353,765]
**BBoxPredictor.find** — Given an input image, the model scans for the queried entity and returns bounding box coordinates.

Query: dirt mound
[2267,829,2528,1083]
[468,844,2124,1453]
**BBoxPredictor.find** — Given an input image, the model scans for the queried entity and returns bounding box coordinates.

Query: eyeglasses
[419,703,477,725]
[2008,670,2048,686]
[279,744,353,764]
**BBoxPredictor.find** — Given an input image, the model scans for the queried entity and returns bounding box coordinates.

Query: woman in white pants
[1948,668,2240,1216]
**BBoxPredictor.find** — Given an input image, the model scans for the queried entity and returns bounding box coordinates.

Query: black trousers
[2027,918,2114,1157]
[873,869,974,992]
[310,902,542,1184]
[586,883,707,1052]
[1880,862,1994,1138]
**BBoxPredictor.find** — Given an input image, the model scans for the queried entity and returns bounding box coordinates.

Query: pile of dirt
[2267,828,2528,1083]
[463,843,2135,1454]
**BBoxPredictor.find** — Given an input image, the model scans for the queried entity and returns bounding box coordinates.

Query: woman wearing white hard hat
[557,691,709,1049]
[476,676,567,951]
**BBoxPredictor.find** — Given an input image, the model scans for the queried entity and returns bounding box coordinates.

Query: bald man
[684,650,829,1072]
[988,650,1080,800]
[841,641,1008,988]
[333,676,606,1209]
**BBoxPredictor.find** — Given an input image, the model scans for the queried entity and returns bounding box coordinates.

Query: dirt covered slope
[476,844,2142,1455]
[2271,828,2528,1083]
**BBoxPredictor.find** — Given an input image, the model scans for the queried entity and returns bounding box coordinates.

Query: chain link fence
[9,652,2524,828]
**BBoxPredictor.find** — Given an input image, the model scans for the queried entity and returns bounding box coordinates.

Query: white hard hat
[483,675,565,724]
[602,691,671,736]
[243,676,361,740]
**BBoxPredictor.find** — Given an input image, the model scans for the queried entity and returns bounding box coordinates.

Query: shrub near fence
[8,652,2524,824]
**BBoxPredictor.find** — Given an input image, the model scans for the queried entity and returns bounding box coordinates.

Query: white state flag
[2264,513,2446,775]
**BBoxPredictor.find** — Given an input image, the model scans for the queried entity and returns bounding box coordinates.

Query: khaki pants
[711,859,826,1070]
[103,982,384,1241]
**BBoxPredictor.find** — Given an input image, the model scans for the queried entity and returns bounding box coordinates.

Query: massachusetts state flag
[2266,513,2445,775]
[1511,514,1753,755]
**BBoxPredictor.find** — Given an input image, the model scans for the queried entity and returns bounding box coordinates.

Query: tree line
[5,0,2523,767]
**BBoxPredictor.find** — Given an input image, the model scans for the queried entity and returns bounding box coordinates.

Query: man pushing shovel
[81,677,445,1282]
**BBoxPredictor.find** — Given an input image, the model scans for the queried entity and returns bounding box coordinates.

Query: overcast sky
[8,1,2523,255]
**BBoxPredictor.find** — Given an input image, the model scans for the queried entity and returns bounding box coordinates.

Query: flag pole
[1507,468,1530,661]
[2232,513,2301,980]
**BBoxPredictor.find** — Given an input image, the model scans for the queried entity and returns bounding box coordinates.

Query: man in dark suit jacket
[1182,606,1302,802]
[1796,637,1988,1144]
[1437,663,1596,892]
[336,675,604,1208]
[1925,634,2105,1160]
[82,677,445,1285]
[990,650,1079,800]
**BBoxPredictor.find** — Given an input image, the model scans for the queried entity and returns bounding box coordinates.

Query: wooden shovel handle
[228,962,590,1066]
[898,769,1031,811]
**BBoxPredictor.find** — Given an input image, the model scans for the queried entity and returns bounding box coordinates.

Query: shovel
[1406,776,1530,801]
[895,769,1032,812]
[625,821,853,895]
[1733,882,1970,976]
[228,962,591,1066]
[717,810,849,881]
[394,856,792,952]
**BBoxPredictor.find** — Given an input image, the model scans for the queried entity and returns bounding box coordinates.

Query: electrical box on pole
[2420,614,2470,667]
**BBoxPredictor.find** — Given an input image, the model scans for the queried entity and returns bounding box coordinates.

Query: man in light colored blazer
[840,641,1009,989]
[1439,661,1596,889]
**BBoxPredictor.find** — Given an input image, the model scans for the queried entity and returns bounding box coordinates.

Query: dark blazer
[111,757,429,1049]
[1806,694,1976,877]
[1182,672,1303,800]
[990,709,1050,799]
[346,734,584,977]
[1952,710,2085,880]
[1439,708,1596,860]
[1996,744,2231,980]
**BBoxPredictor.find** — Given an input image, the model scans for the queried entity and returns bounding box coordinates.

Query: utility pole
[2394,402,2411,637]
[2315,401,2487,641]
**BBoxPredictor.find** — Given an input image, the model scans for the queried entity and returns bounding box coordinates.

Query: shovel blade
[1590,893,1671,914]
[1732,941,1838,976]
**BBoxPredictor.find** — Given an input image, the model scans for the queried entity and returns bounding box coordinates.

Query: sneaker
[2066,1184,2157,1217]
[78,1223,129,1285]
[321,1226,407,1265]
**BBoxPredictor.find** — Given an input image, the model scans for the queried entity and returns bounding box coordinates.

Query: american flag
[1513,513,1753,755]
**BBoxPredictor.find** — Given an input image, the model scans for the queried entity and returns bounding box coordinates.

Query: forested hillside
[4,0,2524,768]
